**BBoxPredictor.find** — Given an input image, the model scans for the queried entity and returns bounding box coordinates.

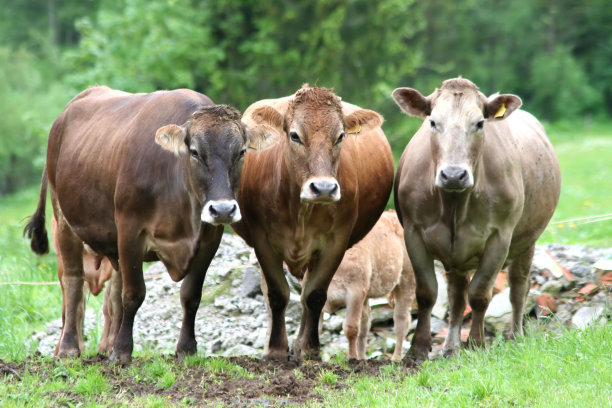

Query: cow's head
[392,78,521,192]
[155,105,249,225]
[247,86,383,203]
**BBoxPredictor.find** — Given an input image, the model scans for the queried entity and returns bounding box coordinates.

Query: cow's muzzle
[436,165,473,192]
[300,177,341,203]
[201,199,242,225]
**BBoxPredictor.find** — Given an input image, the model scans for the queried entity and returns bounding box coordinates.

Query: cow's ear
[485,93,522,120]
[245,106,284,151]
[392,88,431,118]
[344,109,383,135]
[244,123,282,151]
[250,106,284,133]
[155,124,188,155]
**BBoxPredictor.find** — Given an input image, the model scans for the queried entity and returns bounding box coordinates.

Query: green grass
[537,119,612,247]
[318,323,612,407]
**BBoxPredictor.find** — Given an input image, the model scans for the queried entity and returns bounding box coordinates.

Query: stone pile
[32,234,611,360]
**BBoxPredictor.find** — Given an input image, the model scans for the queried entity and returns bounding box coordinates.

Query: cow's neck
[439,189,472,250]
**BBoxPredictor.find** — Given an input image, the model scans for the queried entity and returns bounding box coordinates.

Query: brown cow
[392,78,561,365]
[51,215,116,355]
[323,210,415,361]
[232,85,394,361]
[24,86,264,364]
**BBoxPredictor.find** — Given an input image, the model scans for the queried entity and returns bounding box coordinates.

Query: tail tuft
[23,213,49,254]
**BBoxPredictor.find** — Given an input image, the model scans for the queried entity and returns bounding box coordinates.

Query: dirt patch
[0,354,409,407]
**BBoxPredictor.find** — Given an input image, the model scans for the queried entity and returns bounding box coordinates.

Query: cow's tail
[23,167,49,254]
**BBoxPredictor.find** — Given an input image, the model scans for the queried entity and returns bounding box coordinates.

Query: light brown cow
[324,210,415,361]
[232,86,394,361]
[24,86,265,364]
[50,215,116,355]
[392,78,561,365]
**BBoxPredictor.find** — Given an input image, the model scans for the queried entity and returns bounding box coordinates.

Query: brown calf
[324,210,415,361]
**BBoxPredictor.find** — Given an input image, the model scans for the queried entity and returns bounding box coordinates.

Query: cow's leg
[294,246,345,361]
[507,245,535,339]
[443,269,470,357]
[256,245,289,360]
[403,227,436,366]
[391,277,414,362]
[176,228,224,356]
[110,227,145,366]
[54,214,85,358]
[357,297,370,360]
[467,237,510,348]
[343,291,366,360]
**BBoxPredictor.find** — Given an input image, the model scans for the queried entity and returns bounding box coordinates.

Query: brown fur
[324,211,415,361]
[392,78,561,365]
[232,87,394,361]
[24,86,264,364]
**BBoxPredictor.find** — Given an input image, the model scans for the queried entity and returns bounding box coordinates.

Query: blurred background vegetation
[1,0,611,195]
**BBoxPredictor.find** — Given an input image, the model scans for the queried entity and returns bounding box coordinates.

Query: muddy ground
[1,353,405,407]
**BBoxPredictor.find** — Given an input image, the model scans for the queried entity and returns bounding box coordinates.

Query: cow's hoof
[56,348,80,359]
[109,350,132,366]
[176,338,198,356]
[402,348,428,368]
[262,352,289,363]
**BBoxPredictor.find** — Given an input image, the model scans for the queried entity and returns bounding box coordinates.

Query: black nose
[209,202,237,221]
[439,166,470,190]
[310,180,339,199]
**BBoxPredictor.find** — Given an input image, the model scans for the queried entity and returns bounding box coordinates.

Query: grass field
[0,119,610,406]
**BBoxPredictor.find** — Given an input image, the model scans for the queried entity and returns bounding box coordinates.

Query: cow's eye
[335,131,345,145]
[289,131,302,144]
[239,148,246,157]
[476,120,485,130]
[190,148,199,158]
[429,120,436,130]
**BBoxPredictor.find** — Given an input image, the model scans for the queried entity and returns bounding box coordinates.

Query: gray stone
[432,262,448,320]
[240,266,262,298]
[572,305,605,329]
[540,280,564,296]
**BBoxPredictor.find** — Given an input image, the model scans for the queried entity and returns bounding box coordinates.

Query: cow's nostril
[209,206,219,217]
[310,182,321,197]
[229,203,237,217]
[459,170,468,182]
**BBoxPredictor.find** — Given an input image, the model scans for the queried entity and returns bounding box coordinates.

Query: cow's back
[47,86,213,256]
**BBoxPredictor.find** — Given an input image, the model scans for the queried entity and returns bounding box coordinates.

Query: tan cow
[392,78,561,365]
[50,215,116,355]
[24,86,265,364]
[232,85,394,361]
[324,210,415,361]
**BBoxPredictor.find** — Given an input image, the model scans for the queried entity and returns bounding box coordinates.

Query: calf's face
[155,105,247,225]
[392,78,521,192]
[248,87,383,203]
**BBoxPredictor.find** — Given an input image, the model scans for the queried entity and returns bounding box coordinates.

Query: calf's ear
[392,88,431,118]
[485,93,522,120]
[344,109,383,135]
[155,124,188,156]
[245,106,284,151]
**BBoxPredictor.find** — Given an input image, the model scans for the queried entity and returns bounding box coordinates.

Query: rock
[540,280,564,296]
[323,313,345,333]
[535,293,556,317]
[370,305,394,326]
[430,316,447,335]
[240,266,262,298]
[572,305,605,329]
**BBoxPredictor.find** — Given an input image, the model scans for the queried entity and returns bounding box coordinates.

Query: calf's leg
[391,277,414,361]
[357,298,370,360]
[343,291,366,360]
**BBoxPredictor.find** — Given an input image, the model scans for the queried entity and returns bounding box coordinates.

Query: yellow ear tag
[347,124,362,134]
[494,103,506,119]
